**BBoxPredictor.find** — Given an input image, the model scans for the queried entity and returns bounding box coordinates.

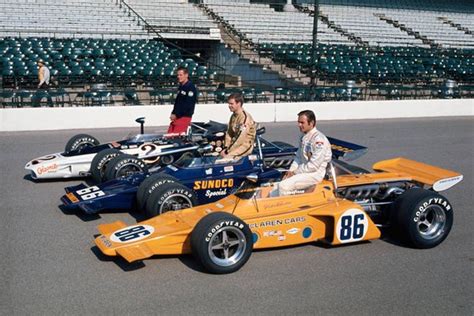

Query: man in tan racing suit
[277,110,332,195]
[220,93,256,158]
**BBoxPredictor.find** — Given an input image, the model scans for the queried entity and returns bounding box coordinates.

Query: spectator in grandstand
[220,93,256,159]
[34,59,53,106]
[275,110,332,196]
[168,66,197,134]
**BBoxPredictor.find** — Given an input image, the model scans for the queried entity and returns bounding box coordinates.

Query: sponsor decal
[336,208,368,243]
[263,230,282,237]
[224,166,234,172]
[278,236,286,241]
[286,228,300,235]
[37,163,58,175]
[205,188,227,198]
[99,235,112,247]
[110,225,155,243]
[263,201,292,209]
[215,203,224,208]
[433,175,463,191]
[415,197,452,222]
[66,192,79,203]
[205,168,213,175]
[331,144,353,153]
[193,179,234,190]
[205,220,244,242]
[249,216,306,229]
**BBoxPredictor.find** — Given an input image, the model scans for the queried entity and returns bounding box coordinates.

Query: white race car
[25,118,227,182]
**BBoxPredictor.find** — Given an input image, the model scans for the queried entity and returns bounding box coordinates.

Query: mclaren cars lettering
[249,216,306,229]
[110,225,155,243]
[76,186,105,201]
[193,179,234,190]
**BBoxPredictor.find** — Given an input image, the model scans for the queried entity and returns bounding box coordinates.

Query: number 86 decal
[336,209,369,243]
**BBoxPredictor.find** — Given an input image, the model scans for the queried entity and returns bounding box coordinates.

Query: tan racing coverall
[224,110,256,157]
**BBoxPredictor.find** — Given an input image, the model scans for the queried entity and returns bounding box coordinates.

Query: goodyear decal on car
[193,179,234,190]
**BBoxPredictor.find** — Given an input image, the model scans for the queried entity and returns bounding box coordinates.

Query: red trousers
[167,116,192,134]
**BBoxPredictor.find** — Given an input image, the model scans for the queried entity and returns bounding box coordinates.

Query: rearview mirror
[246,173,258,183]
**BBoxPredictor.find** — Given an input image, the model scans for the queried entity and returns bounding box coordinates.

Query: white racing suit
[277,128,332,195]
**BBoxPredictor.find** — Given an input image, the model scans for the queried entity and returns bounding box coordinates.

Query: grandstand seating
[123,0,220,40]
[0,0,149,40]
[0,37,214,89]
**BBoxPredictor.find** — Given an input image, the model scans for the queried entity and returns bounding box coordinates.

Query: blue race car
[61,127,298,218]
[61,130,367,219]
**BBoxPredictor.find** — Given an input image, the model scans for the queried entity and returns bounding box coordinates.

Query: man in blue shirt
[168,66,197,134]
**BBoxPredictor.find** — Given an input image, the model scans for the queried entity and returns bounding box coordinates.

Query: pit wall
[1,99,472,132]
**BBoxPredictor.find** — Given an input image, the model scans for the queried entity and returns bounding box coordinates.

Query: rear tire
[391,188,453,249]
[191,212,253,274]
[90,148,123,183]
[104,154,148,181]
[65,134,99,153]
[145,182,197,218]
[136,173,177,211]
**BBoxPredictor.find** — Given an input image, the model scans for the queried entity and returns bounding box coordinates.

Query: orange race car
[95,157,463,274]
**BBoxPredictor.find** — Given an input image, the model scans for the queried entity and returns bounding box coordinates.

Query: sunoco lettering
[194,179,234,190]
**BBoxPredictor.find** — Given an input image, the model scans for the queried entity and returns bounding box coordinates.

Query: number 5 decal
[336,209,369,243]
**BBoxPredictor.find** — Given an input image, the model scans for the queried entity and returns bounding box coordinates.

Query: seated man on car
[219,93,256,160]
[274,110,332,196]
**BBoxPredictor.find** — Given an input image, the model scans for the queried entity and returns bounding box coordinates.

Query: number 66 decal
[76,186,105,200]
[336,209,369,243]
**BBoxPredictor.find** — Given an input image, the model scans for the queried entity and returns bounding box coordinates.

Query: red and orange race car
[94,157,462,274]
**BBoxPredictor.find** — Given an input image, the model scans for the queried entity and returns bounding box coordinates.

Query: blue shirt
[172,80,197,118]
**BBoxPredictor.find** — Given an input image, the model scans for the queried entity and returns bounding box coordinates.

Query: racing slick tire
[65,134,100,153]
[191,212,253,274]
[90,148,123,183]
[145,182,197,218]
[391,188,453,249]
[104,154,149,181]
[136,173,177,212]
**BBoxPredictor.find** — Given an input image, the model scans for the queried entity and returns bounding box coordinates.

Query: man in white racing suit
[276,110,332,195]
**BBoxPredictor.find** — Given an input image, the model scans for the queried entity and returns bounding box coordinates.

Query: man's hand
[170,114,177,121]
[282,171,294,180]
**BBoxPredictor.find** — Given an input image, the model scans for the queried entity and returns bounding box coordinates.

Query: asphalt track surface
[1,117,473,315]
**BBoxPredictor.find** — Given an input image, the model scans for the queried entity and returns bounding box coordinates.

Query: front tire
[391,188,453,249]
[136,173,177,211]
[191,212,253,274]
[90,148,123,183]
[104,154,148,181]
[145,182,197,218]
[65,134,99,153]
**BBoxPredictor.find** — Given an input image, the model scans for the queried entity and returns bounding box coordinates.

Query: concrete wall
[0,98,472,132]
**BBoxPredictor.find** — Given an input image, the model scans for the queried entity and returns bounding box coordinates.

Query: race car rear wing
[328,137,368,161]
[373,157,463,191]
